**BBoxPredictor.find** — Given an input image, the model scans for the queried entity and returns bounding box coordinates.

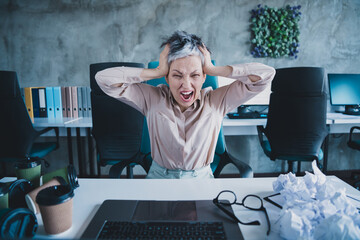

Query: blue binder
[53,86,63,120]
[82,86,88,117]
[46,87,55,119]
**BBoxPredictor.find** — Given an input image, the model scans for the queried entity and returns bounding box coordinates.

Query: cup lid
[53,176,68,186]
[67,165,79,189]
[15,158,41,169]
[8,180,34,209]
[36,185,74,206]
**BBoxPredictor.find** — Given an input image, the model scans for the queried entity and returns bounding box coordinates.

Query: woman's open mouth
[180,91,194,102]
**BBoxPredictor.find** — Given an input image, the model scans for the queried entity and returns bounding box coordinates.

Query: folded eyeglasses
[213,190,270,235]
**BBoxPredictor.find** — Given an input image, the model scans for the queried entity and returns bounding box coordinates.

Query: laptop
[81,199,243,239]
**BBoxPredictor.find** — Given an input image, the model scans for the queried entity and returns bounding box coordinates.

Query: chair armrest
[349,126,360,142]
[109,153,150,178]
[36,127,60,148]
[257,125,266,143]
[215,151,253,178]
[109,159,133,178]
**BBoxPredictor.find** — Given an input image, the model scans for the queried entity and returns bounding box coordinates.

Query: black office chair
[347,126,360,188]
[348,127,360,151]
[90,62,151,178]
[0,71,59,177]
[257,67,328,173]
[142,61,253,178]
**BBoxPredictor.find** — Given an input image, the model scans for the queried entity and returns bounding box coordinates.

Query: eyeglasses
[213,190,271,235]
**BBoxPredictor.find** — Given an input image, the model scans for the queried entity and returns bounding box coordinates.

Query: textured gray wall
[1,0,360,174]
[1,0,360,87]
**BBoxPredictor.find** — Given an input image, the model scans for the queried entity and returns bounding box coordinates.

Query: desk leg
[67,128,74,166]
[87,128,95,177]
[76,128,85,177]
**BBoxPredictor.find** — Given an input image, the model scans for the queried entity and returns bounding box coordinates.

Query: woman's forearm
[229,63,275,84]
[95,67,144,89]
[205,65,233,78]
[140,68,167,81]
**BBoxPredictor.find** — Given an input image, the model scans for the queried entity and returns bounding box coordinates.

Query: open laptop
[81,199,243,239]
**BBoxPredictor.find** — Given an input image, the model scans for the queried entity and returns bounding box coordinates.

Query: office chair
[90,62,151,178]
[348,127,360,151]
[0,71,59,176]
[257,67,328,173]
[347,126,360,188]
[142,61,253,178]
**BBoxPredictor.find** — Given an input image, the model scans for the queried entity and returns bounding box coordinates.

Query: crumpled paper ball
[272,161,360,239]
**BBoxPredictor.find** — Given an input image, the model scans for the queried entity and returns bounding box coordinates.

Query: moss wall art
[250,4,301,59]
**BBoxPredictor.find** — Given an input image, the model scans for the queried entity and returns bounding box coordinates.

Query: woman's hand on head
[199,44,215,75]
[157,44,170,77]
[140,44,170,81]
[199,44,233,78]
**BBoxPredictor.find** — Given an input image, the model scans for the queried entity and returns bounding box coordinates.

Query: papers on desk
[268,161,360,240]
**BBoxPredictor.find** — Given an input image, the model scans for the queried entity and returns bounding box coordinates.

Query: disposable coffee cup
[15,158,42,187]
[25,176,67,214]
[36,185,74,234]
[42,165,79,190]
[0,183,9,209]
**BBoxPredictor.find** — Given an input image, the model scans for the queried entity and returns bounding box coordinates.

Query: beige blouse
[95,63,275,170]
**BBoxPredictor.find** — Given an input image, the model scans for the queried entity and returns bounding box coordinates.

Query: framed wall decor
[250,4,301,59]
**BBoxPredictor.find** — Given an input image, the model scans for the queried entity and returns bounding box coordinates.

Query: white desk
[33,117,92,136]
[223,113,360,136]
[2,176,358,240]
[34,113,359,137]
[327,112,360,133]
[32,113,360,176]
[33,117,94,177]
[222,118,266,136]
[33,113,360,136]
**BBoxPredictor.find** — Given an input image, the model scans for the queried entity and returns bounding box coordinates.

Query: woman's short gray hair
[160,31,211,65]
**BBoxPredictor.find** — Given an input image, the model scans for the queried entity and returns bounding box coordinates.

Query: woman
[95,30,275,179]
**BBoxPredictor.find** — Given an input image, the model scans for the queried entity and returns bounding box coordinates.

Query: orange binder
[24,87,34,118]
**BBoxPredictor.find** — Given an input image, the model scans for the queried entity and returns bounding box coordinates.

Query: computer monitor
[328,73,360,115]
[218,76,271,113]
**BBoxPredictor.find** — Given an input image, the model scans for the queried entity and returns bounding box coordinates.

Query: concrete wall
[1,0,360,174]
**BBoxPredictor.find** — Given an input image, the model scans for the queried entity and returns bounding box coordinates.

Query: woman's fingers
[158,44,170,76]
[199,44,213,74]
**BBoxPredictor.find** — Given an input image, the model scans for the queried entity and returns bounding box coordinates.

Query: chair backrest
[265,67,328,159]
[142,60,226,158]
[90,62,145,161]
[0,71,37,159]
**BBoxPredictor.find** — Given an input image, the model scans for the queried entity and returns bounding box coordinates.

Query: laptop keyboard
[97,221,227,240]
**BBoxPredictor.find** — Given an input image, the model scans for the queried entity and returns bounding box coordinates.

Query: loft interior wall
[1,0,359,87]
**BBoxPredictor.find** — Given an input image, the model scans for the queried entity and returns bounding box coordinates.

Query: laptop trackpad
[132,201,197,221]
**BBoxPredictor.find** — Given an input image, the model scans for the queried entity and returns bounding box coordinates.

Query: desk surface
[33,113,360,136]
[32,112,360,127]
[32,117,92,128]
[2,176,358,240]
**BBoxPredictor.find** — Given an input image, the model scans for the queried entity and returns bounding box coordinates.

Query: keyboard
[97,221,227,240]
[227,112,267,119]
